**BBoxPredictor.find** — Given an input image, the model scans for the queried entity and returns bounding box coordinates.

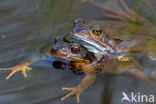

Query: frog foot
[0,65,32,80]
[61,87,83,103]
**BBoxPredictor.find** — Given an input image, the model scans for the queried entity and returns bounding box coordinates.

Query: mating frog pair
[46,37,154,103]
[0,0,156,103]
[0,35,154,103]
[52,38,154,103]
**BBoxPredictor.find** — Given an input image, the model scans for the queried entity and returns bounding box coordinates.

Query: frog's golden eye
[92,27,103,36]
[70,43,81,54]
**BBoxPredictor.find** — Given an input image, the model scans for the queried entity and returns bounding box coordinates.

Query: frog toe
[61,87,82,103]
[6,70,18,80]
[1,66,32,80]
[22,66,32,77]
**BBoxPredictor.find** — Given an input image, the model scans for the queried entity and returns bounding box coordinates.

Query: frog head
[51,43,93,61]
[51,41,96,74]
[71,20,117,54]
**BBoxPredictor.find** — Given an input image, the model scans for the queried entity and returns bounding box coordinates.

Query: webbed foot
[0,65,32,80]
[61,87,83,103]
[60,74,96,103]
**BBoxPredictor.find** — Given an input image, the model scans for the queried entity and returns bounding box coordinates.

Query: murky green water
[0,0,156,104]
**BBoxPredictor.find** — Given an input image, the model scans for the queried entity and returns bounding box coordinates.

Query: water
[0,0,156,104]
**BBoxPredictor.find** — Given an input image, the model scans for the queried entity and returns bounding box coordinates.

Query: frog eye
[92,26,103,36]
[70,43,81,54]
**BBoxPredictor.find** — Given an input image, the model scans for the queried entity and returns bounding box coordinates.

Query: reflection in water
[0,0,156,104]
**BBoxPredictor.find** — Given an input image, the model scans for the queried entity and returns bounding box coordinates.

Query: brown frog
[50,42,153,103]
[0,38,153,103]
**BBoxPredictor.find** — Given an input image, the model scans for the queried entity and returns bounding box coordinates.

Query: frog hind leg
[127,68,152,82]
[61,73,96,103]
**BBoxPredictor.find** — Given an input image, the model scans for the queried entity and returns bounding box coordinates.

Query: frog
[0,36,85,79]
[50,41,154,103]
[0,37,97,103]
[71,17,156,63]
[0,35,153,103]
[71,19,134,63]
[51,38,155,102]
[72,0,156,60]
[51,41,98,103]
[79,0,156,60]
[72,23,118,53]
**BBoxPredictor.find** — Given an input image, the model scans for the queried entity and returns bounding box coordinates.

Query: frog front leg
[61,73,96,103]
[0,56,41,80]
